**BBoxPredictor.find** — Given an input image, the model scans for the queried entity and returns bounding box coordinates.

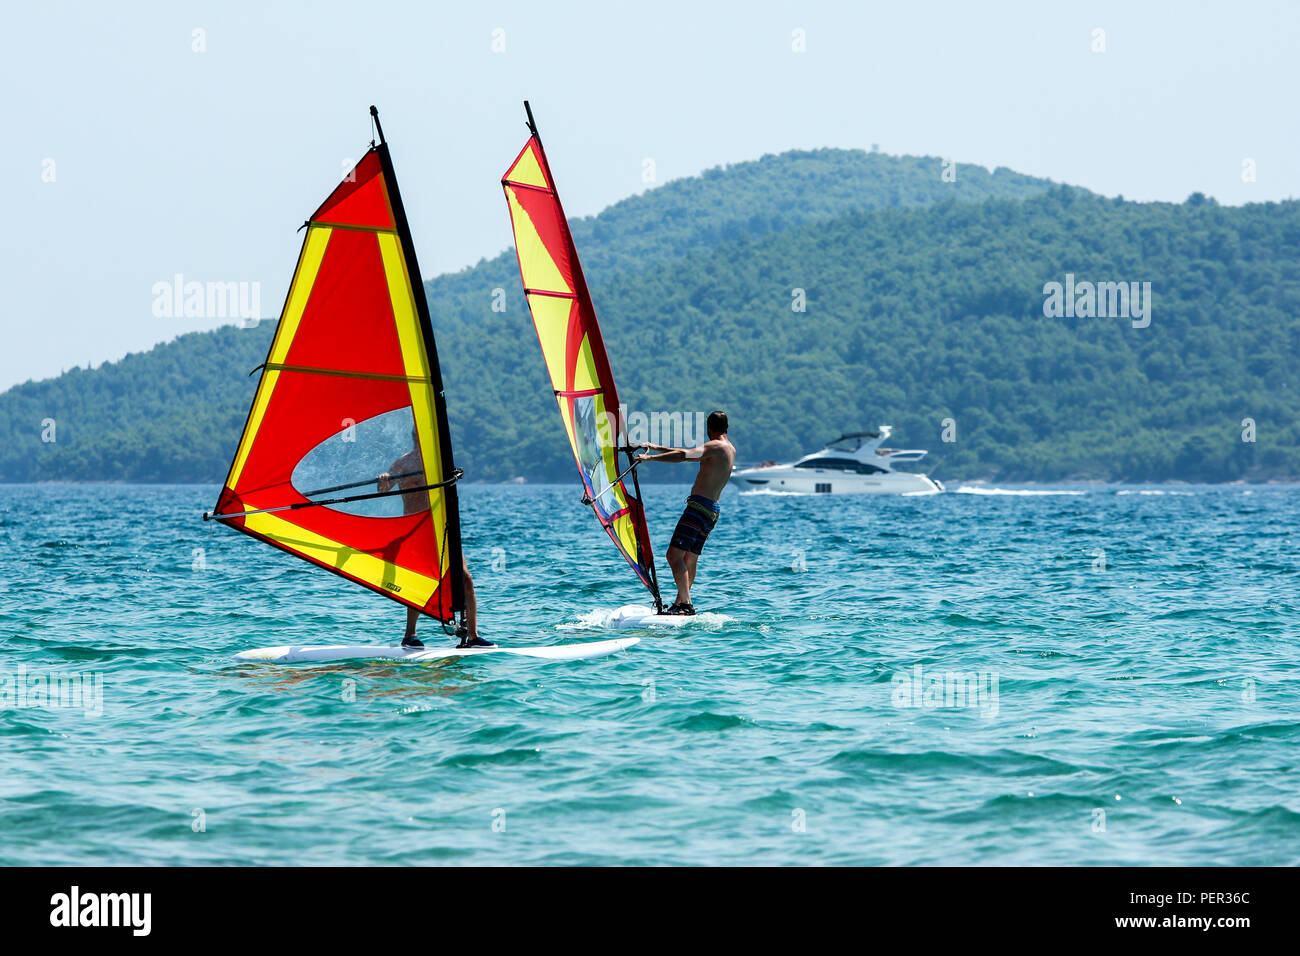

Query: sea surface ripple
[0,483,1296,865]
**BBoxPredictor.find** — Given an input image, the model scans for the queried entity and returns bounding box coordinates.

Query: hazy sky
[2,1,1296,391]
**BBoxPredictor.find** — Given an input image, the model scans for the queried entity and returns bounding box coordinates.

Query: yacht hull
[730,468,941,495]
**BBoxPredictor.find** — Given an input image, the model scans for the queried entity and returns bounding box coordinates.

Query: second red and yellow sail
[501,130,657,595]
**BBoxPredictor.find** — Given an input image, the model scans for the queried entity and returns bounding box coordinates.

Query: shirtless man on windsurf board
[379,428,493,649]
[635,410,734,615]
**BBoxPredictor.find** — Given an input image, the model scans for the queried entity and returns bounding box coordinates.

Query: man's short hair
[706,410,728,435]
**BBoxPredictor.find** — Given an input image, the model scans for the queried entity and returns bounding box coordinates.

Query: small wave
[1116,489,1194,496]
[954,486,1086,497]
[736,488,806,497]
[440,748,543,768]
[675,712,751,732]
[558,608,621,629]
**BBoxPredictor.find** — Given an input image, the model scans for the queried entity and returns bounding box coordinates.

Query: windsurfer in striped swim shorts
[636,411,735,615]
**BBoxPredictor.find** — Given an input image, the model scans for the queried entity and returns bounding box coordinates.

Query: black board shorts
[669,494,721,555]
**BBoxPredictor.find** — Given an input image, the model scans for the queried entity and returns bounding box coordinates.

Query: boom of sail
[500,102,662,611]
[205,108,465,626]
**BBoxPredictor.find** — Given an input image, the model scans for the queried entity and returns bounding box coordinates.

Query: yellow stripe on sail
[573,332,601,391]
[243,506,437,606]
[553,395,578,463]
[612,512,640,560]
[505,187,571,294]
[378,231,449,583]
[228,225,333,487]
[526,293,573,392]
[505,146,548,190]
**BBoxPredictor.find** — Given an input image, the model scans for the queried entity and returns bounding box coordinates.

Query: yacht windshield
[794,457,887,474]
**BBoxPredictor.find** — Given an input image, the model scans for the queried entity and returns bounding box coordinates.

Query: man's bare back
[689,438,735,501]
[635,432,735,499]
[378,448,425,514]
[635,435,735,499]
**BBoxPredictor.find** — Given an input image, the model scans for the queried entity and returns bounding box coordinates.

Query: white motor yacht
[729,426,943,495]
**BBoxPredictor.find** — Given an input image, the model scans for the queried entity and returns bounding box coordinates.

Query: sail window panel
[291,407,421,518]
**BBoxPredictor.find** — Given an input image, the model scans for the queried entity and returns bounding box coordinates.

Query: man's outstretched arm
[636,442,707,464]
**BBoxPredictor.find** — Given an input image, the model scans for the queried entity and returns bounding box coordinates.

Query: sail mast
[369,106,466,620]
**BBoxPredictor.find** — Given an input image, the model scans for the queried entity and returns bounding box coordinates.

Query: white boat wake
[954,486,1088,496]
[559,605,733,630]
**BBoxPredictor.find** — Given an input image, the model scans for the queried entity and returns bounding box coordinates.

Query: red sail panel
[212,144,463,621]
[501,134,658,598]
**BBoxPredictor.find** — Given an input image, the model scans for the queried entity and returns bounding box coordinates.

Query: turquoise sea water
[1,482,1296,866]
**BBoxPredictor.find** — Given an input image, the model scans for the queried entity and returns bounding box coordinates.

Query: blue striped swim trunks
[669,494,720,555]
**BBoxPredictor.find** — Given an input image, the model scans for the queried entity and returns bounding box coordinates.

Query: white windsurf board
[234,636,639,664]
[607,604,700,628]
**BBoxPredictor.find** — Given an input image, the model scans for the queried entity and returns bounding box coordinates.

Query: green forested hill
[437,186,1300,483]
[431,148,1054,305]
[2,325,273,482]
[2,149,1297,484]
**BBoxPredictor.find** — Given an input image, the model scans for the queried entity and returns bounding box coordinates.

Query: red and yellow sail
[210,132,464,621]
[501,112,659,602]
